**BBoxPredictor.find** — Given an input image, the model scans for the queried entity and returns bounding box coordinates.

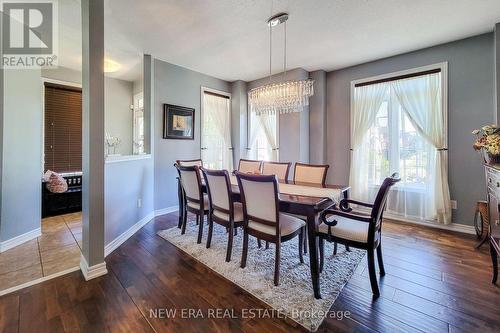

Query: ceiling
[59,0,500,82]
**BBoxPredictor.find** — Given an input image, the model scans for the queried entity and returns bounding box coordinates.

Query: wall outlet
[450,200,457,210]
[137,198,142,208]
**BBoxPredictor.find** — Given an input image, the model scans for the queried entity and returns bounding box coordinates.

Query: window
[201,90,233,170]
[366,88,433,189]
[247,104,279,161]
[351,66,451,223]
[133,92,145,154]
[44,83,82,173]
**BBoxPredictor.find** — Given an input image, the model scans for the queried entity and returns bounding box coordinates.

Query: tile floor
[0,212,82,293]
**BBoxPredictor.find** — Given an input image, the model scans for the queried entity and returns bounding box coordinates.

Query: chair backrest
[202,168,233,217]
[370,173,400,232]
[294,163,329,185]
[238,159,263,174]
[177,159,203,167]
[175,164,203,206]
[236,172,279,235]
[262,161,291,181]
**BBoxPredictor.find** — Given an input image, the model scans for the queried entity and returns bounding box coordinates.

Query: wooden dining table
[176,176,350,299]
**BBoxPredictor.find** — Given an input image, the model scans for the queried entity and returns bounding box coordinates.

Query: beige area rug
[158,221,365,331]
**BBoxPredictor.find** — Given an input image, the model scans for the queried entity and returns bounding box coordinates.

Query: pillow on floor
[45,171,68,193]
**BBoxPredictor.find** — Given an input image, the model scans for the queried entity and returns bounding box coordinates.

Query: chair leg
[333,242,337,255]
[206,215,213,248]
[367,249,380,297]
[257,239,262,248]
[226,224,234,262]
[234,227,237,236]
[197,214,204,244]
[274,241,281,286]
[377,244,386,276]
[241,230,249,268]
[346,245,351,252]
[303,230,308,254]
[181,208,188,235]
[298,228,304,264]
[319,238,324,273]
[265,241,269,249]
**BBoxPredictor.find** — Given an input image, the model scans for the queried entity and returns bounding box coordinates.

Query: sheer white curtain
[203,93,233,170]
[246,106,261,159]
[349,83,388,202]
[392,73,451,224]
[260,113,278,161]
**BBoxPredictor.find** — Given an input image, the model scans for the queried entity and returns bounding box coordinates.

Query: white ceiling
[59,0,500,82]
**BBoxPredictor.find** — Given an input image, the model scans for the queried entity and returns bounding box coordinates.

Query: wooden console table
[484,164,500,284]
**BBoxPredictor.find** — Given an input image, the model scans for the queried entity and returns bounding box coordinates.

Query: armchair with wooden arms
[318,173,400,297]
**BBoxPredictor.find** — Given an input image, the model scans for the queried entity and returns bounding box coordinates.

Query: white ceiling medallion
[249,13,314,116]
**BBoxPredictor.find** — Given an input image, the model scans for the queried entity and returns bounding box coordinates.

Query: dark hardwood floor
[1,212,499,332]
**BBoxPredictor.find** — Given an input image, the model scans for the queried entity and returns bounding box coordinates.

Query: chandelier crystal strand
[249,13,314,116]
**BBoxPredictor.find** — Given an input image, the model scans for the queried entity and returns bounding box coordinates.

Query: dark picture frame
[163,104,195,140]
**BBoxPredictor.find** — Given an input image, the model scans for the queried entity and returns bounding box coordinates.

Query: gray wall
[231,80,247,165]
[154,59,231,210]
[495,24,500,123]
[326,33,495,226]
[0,69,43,241]
[247,68,310,166]
[42,66,81,84]
[309,70,327,164]
[105,77,133,156]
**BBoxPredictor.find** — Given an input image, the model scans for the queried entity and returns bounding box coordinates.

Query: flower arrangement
[105,133,121,156]
[472,125,500,163]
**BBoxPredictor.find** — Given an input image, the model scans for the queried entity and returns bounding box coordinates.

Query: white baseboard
[104,211,155,257]
[154,205,178,217]
[0,266,81,297]
[389,216,476,235]
[0,228,41,253]
[80,255,108,281]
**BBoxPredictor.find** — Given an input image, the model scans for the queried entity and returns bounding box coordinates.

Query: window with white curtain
[351,66,451,224]
[247,104,279,161]
[201,90,233,170]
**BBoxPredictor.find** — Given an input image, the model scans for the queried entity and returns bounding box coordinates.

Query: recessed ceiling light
[104,58,121,73]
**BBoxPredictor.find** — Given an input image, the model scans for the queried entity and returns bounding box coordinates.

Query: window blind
[44,83,82,173]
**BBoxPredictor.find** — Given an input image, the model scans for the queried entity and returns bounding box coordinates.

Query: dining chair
[202,168,245,262]
[238,159,263,174]
[175,159,203,228]
[174,164,209,244]
[291,162,331,253]
[293,162,330,185]
[262,161,292,181]
[236,172,305,286]
[318,173,400,297]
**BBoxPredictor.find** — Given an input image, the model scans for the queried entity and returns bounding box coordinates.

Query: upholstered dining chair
[238,159,263,174]
[293,162,330,185]
[236,172,306,286]
[262,161,292,181]
[202,168,245,262]
[174,164,209,244]
[176,159,203,228]
[318,173,400,297]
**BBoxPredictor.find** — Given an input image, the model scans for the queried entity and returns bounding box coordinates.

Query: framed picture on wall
[163,104,195,140]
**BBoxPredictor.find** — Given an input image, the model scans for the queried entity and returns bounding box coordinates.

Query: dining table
[176,175,350,299]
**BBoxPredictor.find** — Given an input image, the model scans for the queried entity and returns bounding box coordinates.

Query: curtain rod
[203,90,230,99]
[354,68,441,88]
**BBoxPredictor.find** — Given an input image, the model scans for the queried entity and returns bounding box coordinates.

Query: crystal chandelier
[249,13,314,116]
